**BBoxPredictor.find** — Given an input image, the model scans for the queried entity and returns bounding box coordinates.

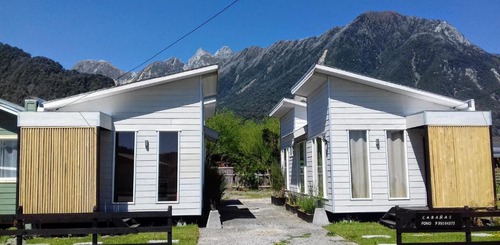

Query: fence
[0,206,173,245]
[395,205,500,244]
[216,167,270,188]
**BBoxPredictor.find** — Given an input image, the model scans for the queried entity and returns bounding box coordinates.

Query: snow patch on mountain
[465,68,482,90]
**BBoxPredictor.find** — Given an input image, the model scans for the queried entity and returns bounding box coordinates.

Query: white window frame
[0,135,18,183]
[112,130,137,204]
[386,130,410,200]
[295,141,307,194]
[347,130,372,200]
[312,137,328,197]
[156,130,181,204]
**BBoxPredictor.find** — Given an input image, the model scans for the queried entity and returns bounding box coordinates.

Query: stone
[206,210,222,229]
[312,208,330,226]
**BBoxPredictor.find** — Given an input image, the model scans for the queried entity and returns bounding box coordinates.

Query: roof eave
[44,65,219,110]
[292,64,467,108]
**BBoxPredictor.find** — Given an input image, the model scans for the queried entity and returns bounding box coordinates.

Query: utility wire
[57,0,240,110]
[116,0,240,81]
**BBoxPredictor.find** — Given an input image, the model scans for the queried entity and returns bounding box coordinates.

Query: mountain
[73,47,234,84]
[0,43,114,106]
[216,11,500,131]
[135,57,184,82]
[6,11,500,133]
[72,60,135,84]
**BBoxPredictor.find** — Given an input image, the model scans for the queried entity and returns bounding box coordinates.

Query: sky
[1,0,499,71]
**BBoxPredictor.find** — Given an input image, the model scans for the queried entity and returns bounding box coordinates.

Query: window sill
[0,178,16,183]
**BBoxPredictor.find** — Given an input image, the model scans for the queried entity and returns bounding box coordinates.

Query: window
[387,130,409,199]
[113,132,135,203]
[297,141,306,193]
[0,139,17,180]
[349,130,371,199]
[158,131,179,202]
[315,137,326,197]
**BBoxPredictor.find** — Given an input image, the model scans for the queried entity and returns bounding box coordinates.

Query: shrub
[287,192,298,206]
[270,162,285,198]
[297,195,319,214]
[203,166,226,210]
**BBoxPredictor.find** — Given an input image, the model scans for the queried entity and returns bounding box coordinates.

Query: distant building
[0,99,23,215]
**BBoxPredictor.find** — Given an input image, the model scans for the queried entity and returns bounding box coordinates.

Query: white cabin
[272,64,495,214]
[17,66,218,216]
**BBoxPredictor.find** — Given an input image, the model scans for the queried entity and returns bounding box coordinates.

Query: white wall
[60,77,204,216]
[327,76,449,213]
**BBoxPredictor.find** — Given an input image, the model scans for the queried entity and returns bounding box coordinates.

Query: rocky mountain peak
[184,48,218,70]
[433,21,471,46]
[215,46,234,59]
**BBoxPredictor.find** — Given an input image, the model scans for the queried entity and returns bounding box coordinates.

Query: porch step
[379,207,397,229]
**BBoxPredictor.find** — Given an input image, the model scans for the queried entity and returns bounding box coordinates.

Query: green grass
[324,221,500,245]
[224,189,272,199]
[274,233,312,245]
[1,224,198,245]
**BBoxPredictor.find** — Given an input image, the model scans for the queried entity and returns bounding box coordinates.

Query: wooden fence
[216,167,270,188]
[0,206,173,245]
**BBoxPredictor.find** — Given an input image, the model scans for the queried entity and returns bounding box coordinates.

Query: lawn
[0,224,198,245]
[325,221,500,245]
[224,188,273,199]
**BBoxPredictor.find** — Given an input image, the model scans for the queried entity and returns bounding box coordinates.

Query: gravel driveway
[198,198,356,245]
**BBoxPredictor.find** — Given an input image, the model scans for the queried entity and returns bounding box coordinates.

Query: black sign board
[415,213,462,229]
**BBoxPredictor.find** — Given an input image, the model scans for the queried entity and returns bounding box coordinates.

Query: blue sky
[1,0,499,71]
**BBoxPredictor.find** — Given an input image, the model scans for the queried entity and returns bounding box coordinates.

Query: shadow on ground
[219,199,256,222]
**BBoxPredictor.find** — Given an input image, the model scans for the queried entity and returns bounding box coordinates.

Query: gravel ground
[198,198,356,245]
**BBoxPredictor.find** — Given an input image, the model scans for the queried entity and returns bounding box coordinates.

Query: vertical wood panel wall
[20,127,98,214]
[428,126,494,208]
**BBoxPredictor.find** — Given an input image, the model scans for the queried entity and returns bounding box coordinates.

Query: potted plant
[296,195,318,223]
[285,192,299,214]
[270,162,286,205]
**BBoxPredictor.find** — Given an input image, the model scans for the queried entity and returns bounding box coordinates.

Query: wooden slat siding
[327,77,447,213]
[60,78,203,216]
[19,127,97,214]
[428,126,495,208]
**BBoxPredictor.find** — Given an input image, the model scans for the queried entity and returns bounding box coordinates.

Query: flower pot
[296,209,314,223]
[271,195,286,206]
[285,203,299,215]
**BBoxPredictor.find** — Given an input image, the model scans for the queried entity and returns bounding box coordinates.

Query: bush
[270,163,285,198]
[297,195,319,214]
[203,166,226,210]
[287,192,298,206]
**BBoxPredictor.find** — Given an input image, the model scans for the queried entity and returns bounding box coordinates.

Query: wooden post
[395,205,402,245]
[16,206,23,245]
[92,206,98,245]
[167,206,172,245]
[464,206,472,243]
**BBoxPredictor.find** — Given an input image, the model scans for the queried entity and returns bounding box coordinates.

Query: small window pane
[316,138,323,196]
[114,132,135,203]
[349,130,370,199]
[0,140,17,178]
[299,142,305,193]
[387,130,408,198]
[158,132,178,202]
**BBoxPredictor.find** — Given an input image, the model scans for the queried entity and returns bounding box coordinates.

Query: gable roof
[0,98,24,115]
[291,64,470,110]
[269,98,307,118]
[44,65,218,111]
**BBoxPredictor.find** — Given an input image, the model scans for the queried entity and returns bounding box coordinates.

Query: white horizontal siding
[65,78,204,216]
[326,77,434,213]
[280,110,294,149]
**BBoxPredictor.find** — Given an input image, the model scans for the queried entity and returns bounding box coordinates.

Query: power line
[116,0,240,81]
[57,0,240,110]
